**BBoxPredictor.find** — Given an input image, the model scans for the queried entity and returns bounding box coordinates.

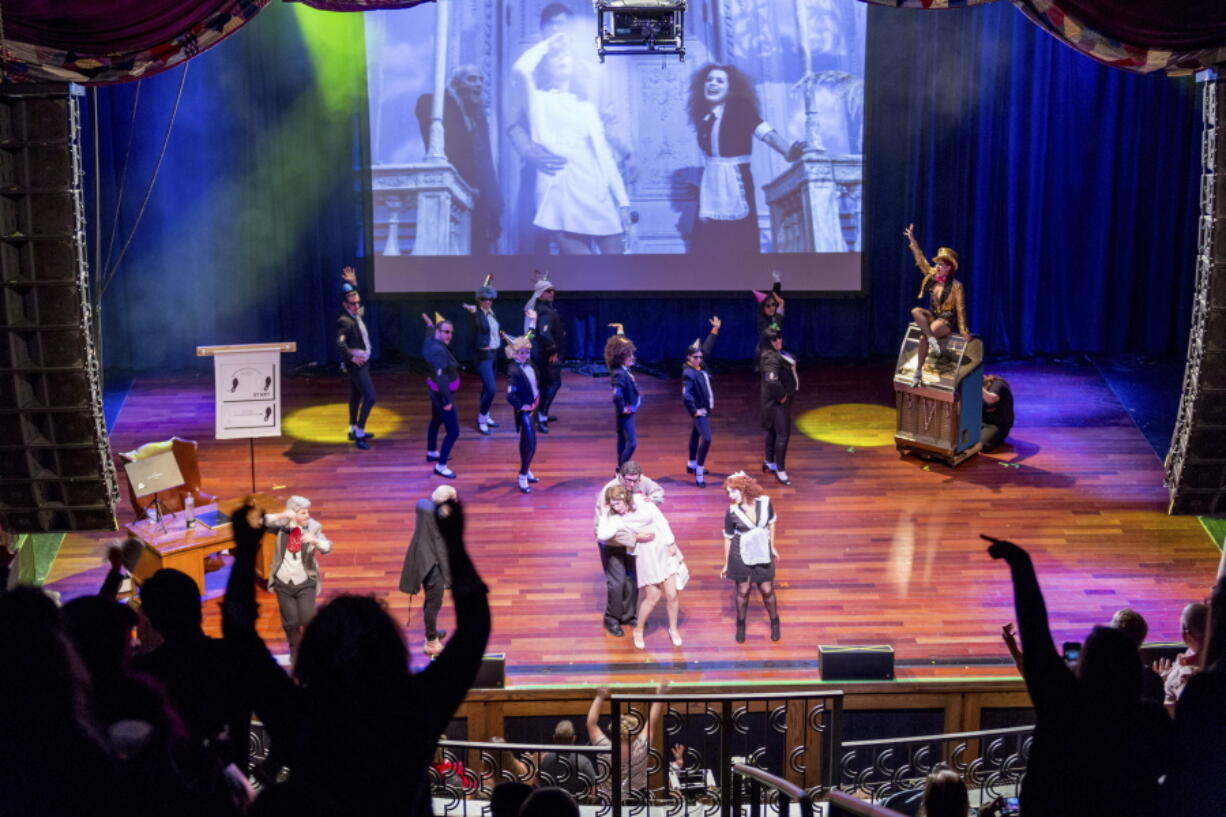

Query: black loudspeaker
[0,84,118,533]
[819,645,895,681]
[473,653,506,688]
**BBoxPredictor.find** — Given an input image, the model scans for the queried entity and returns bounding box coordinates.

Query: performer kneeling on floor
[981,374,1014,451]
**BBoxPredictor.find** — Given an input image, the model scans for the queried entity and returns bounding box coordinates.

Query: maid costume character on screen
[687,64,805,256]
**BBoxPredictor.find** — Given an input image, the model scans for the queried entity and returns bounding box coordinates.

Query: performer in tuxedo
[682,317,721,487]
[606,325,640,469]
[504,330,542,494]
[337,266,376,450]
[904,223,969,387]
[263,496,332,663]
[422,314,462,478]
[525,277,565,432]
[399,485,458,657]
[462,275,504,435]
[758,327,798,486]
[593,461,664,637]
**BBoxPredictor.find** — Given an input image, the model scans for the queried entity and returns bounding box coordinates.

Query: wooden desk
[126,494,279,592]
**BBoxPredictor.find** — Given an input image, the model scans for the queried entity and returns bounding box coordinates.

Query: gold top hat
[932,247,959,272]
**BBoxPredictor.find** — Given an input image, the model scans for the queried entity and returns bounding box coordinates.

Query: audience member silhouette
[1166,577,1226,816]
[519,786,580,817]
[231,497,491,817]
[988,537,1171,817]
[489,781,533,817]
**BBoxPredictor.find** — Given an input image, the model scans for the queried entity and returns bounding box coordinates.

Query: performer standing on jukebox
[526,274,565,434]
[462,275,503,436]
[606,324,640,470]
[338,266,376,449]
[682,316,721,487]
[903,224,969,387]
[422,313,462,478]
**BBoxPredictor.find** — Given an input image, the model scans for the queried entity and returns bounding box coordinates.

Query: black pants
[763,401,792,469]
[347,364,377,428]
[514,409,537,475]
[981,422,1010,451]
[428,391,460,465]
[599,543,638,627]
[274,579,317,660]
[420,565,446,641]
[616,412,637,466]
[476,351,497,417]
[689,415,712,466]
[535,357,562,417]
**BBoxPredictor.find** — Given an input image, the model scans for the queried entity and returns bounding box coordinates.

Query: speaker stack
[0,83,118,533]
[1167,76,1226,516]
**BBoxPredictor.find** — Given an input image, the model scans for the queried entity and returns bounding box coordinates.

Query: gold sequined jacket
[909,242,969,337]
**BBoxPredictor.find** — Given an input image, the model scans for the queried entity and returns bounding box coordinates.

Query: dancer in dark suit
[605,327,639,469]
[399,485,457,657]
[337,266,376,449]
[682,316,721,487]
[504,330,542,494]
[758,327,798,486]
[526,278,565,432]
[422,315,462,478]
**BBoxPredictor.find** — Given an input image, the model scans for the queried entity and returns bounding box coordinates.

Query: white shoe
[517,475,531,494]
[927,336,940,357]
[434,464,456,478]
[909,370,922,388]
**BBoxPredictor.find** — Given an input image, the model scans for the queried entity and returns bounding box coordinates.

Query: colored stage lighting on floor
[282,404,403,444]
[796,403,895,448]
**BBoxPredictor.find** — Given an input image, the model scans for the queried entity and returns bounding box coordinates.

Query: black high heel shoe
[761,462,773,474]
[774,470,791,486]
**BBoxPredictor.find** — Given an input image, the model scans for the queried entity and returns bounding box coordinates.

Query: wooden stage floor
[47,360,1219,687]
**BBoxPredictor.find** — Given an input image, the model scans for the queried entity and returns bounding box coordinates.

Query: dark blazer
[469,307,501,354]
[399,499,451,594]
[760,349,798,405]
[506,360,539,411]
[422,336,461,405]
[682,331,718,415]
[612,366,640,414]
[336,309,369,361]
[534,301,564,360]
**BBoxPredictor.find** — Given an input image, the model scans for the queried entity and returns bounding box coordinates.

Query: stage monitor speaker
[819,645,895,681]
[473,653,506,688]
[0,84,118,533]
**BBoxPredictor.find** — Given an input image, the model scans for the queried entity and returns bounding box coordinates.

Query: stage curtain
[0,0,270,84]
[88,4,367,373]
[859,0,1226,73]
[862,1,1200,358]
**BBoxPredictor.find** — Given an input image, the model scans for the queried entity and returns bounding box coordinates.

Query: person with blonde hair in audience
[586,682,669,799]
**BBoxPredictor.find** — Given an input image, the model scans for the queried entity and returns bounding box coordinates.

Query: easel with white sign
[196,342,296,492]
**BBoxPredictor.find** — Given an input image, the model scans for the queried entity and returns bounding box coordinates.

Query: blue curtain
[88,3,366,373]
[89,1,1201,373]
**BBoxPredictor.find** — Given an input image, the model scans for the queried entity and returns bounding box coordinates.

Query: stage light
[796,403,896,448]
[282,404,404,444]
[594,0,686,62]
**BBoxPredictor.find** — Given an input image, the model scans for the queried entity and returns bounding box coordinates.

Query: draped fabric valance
[0,0,426,85]
[859,0,1226,74]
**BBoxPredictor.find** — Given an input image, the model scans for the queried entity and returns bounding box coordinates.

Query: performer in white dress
[596,484,687,650]
[512,32,632,254]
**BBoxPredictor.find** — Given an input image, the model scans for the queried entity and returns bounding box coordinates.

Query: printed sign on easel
[196,343,296,440]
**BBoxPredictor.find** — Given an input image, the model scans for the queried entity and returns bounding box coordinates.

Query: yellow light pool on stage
[282,404,404,444]
[797,403,895,448]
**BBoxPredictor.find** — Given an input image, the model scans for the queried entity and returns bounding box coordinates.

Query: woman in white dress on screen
[596,484,689,650]
[512,32,632,255]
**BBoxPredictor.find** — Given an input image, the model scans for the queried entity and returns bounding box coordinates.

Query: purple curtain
[860,0,1226,73]
[1,0,268,84]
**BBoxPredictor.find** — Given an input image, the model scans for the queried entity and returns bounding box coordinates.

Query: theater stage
[46,359,1219,687]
